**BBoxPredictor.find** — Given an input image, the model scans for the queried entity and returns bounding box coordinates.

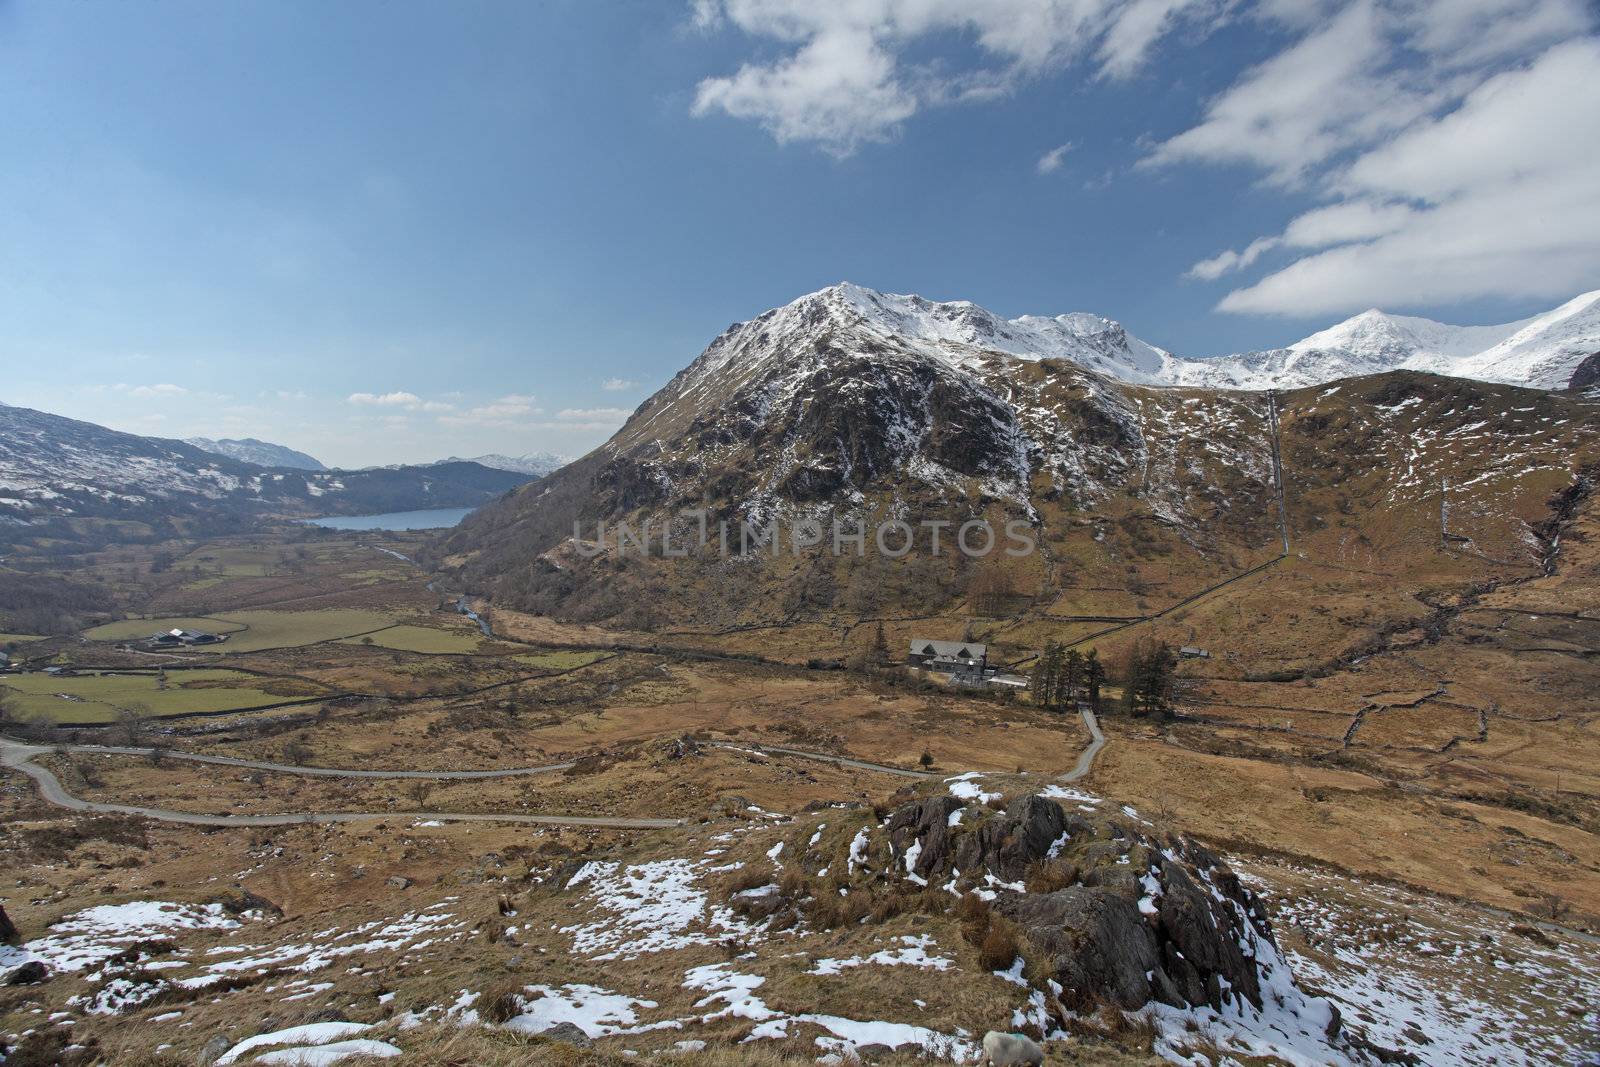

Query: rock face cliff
[878,792,1292,1016]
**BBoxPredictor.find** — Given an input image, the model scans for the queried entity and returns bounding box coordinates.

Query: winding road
[711,703,1108,785]
[0,705,1107,830]
[0,736,678,829]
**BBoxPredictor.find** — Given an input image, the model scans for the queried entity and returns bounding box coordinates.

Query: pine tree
[1084,648,1104,712]
[1063,648,1084,707]
[868,622,889,668]
[1123,638,1176,718]
[1031,640,1063,709]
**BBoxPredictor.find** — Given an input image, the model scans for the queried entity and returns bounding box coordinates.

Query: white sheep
[980,1030,1044,1066]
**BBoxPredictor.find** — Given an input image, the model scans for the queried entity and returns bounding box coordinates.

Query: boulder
[0,903,17,945]
[538,1021,593,1048]
[195,1034,231,1066]
[3,960,48,985]
[386,876,411,889]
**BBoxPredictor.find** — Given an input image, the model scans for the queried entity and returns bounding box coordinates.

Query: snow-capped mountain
[1200,291,1600,391]
[651,282,1599,394]
[185,436,326,471]
[441,281,1600,630]
[442,452,572,477]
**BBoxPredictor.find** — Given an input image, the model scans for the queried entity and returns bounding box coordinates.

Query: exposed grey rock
[538,1021,593,1047]
[196,1034,231,1066]
[386,876,411,889]
[1569,351,1600,391]
[953,793,1075,883]
[3,960,47,985]
[884,795,962,879]
[999,886,1162,1009]
[877,791,1291,1018]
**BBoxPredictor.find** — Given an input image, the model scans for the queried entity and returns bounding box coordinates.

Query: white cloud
[469,394,540,420]
[1159,0,1597,314]
[1187,200,1417,278]
[689,0,1226,155]
[347,391,454,412]
[556,407,631,422]
[348,390,420,407]
[601,377,638,391]
[1221,37,1600,314]
[434,394,545,428]
[115,383,188,399]
[1187,236,1282,281]
[1036,142,1073,174]
[1148,0,1589,185]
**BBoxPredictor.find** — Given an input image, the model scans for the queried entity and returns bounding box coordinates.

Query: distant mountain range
[185,436,326,471]
[437,452,572,477]
[0,402,536,549]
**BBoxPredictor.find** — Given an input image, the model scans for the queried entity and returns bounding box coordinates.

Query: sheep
[980,1030,1045,1066]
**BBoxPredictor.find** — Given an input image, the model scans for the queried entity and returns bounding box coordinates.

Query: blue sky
[1,0,1595,466]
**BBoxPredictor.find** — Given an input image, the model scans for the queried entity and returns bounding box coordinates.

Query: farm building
[147,628,226,648]
[907,639,988,674]
[1179,646,1210,659]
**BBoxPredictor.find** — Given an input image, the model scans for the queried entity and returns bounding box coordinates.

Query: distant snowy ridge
[442,452,572,477]
[186,437,326,471]
[731,283,1600,392]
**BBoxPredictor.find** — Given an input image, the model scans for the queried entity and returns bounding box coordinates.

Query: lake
[303,507,476,531]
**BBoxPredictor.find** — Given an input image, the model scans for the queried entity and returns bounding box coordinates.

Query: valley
[2,439,1596,1064]
[2,285,1598,1065]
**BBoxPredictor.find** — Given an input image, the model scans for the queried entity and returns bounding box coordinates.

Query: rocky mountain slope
[185,436,326,471]
[0,403,533,548]
[438,284,1600,629]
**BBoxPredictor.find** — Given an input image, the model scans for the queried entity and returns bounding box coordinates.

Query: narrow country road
[708,741,938,780]
[1,703,1106,830]
[1061,704,1106,782]
[0,736,679,829]
[713,703,1108,785]
[33,740,576,780]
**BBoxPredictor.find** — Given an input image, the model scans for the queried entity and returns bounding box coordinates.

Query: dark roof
[909,639,987,659]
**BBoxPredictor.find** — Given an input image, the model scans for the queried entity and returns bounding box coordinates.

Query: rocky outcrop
[874,792,1299,1019]
[0,903,17,945]
[1568,351,1600,391]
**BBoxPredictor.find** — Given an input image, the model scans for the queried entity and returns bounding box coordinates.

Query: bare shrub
[978,918,1021,971]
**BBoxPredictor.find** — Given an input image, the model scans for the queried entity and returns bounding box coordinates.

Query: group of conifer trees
[1028,643,1105,711]
[1030,636,1177,717]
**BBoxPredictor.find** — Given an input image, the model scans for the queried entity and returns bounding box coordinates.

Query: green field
[0,669,313,724]
[0,633,46,644]
[341,624,482,654]
[83,617,248,642]
[85,610,402,652]
[515,650,609,670]
[179,545,282,577]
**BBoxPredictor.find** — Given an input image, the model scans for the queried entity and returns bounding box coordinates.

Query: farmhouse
[907,639,988,674]
[1179,645,1210,659]
[147,628,226,648]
